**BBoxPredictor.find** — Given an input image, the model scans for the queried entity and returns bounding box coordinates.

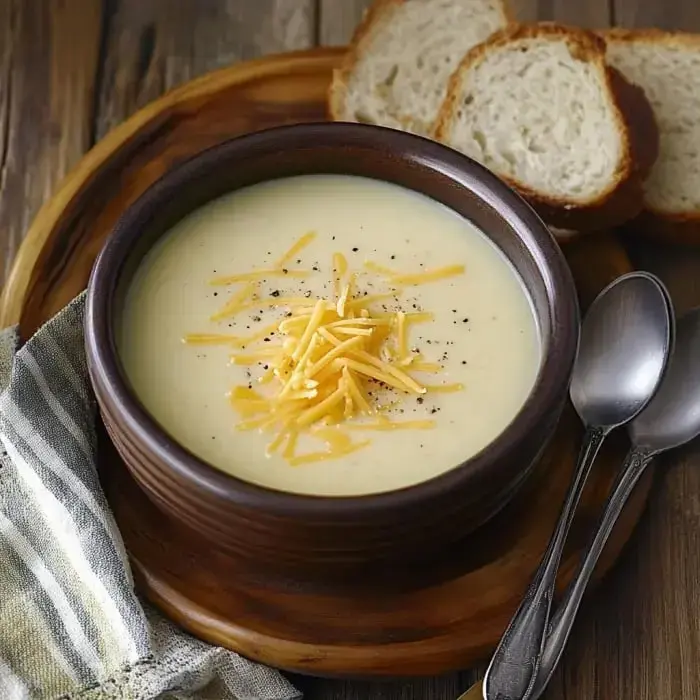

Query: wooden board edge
[129,468,653,678]
[0,47,345,329]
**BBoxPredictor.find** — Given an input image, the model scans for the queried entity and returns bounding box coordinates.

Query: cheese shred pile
[184,231,465,466]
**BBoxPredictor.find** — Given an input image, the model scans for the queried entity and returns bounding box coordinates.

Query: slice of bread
[434,23,659,231]
[603,29,700,245]
[328,0,511,135]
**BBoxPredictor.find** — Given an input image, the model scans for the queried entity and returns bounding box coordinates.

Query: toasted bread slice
[434,23,659,231]
[328,0,512,135]
[604,29,700,245]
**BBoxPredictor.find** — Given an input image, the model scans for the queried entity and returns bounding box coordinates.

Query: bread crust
[434,22,660,232]
[328,0,514,129]
[327,0,400,123]
[602,26,700,50]
[603,28,700,246]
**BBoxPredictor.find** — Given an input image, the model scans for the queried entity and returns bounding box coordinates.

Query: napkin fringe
[57,655,157,699]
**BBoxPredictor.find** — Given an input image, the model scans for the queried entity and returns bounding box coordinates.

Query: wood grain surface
[511,0,610,26]
[2,42,649,685]
[2,1,700,699]
[0,0,103,288]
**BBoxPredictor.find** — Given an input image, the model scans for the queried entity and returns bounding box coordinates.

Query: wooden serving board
[0,48,652,678]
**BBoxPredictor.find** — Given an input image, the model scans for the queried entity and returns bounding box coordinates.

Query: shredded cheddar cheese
[183,333,243,346]
[422,382,465,393]
[211,232,317,286]
[346,419,436,431]
[396,311,408,364]
[346,291,401,309]
[332,252,348,297]
[288,440,369,466]
[275,230,317,268]
[186,235,467,467]
[410,362,442,374]
[210,269,309,285]
[390,264,465,286]
[363,260,398,276]
[209,283,255,321]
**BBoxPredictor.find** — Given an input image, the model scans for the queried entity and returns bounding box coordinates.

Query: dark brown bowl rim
[85,122,579,517]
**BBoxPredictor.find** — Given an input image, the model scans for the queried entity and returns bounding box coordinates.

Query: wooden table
[2,1,700,698]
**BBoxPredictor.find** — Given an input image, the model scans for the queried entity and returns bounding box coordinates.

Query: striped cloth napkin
[0,293,301,700]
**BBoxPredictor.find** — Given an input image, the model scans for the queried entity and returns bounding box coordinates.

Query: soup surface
[118,174,540,496]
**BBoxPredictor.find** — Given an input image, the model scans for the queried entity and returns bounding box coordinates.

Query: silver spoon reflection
[530,304,700,699]
[483,271,674,700]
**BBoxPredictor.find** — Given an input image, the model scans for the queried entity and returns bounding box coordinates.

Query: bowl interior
[90,122,578,507]
[114,126,557,351]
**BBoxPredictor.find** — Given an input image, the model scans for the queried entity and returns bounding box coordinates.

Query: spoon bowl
[630,305,700,453]
[570,271,675,428]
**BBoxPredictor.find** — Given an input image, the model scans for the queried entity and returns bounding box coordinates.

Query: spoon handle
[529,446,655,700]
[483,426,607,700]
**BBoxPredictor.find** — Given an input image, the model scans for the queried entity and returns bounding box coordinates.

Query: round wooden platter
[1,48,652,678]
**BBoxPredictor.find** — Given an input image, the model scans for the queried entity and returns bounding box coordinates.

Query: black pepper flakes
[270,290,281,298]
[352,247,359,252]
[417,397,424,405]
[463,318,470,323]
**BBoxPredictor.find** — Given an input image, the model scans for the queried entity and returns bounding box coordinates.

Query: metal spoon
[483,271,674,700]
[529,304,700,700]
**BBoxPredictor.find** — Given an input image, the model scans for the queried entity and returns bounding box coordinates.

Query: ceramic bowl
[85,123,579,583]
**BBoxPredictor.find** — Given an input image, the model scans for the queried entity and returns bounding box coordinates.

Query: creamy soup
[118,174,540,496]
